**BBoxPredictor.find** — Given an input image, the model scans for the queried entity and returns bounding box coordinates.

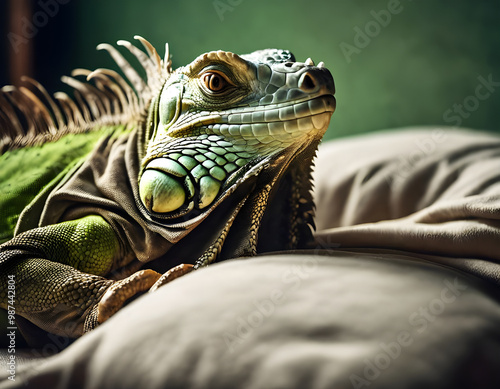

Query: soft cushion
[313,127,500,285]
[2,252,500,389]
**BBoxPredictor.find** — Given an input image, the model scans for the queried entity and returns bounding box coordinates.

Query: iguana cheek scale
[0,37,335,342]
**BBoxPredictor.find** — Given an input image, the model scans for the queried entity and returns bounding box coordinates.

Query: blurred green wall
[3,0,500,140]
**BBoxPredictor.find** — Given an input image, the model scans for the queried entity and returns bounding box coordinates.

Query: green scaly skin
[0,128,122,244]
[0,37,335,342]
[0,216,116,337]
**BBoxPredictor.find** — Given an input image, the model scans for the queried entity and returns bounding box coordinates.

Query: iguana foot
[149,264,194,293]
[97,269,162,324]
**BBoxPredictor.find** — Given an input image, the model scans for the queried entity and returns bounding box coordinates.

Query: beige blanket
[3,127,500,389]
[313,127,500,285]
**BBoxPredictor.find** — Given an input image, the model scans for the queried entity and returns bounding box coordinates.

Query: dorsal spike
[134,35,163,75]
[0,37,170,152]
[305,58,314,66]
[117,39,161,91]
[18,86,57,133]
[163,42,172,75]
[97,42,147,94]
[0,89,24,138]
[21,76,65,130]
[54,91,86,129]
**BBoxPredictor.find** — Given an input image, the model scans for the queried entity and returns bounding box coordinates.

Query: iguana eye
[201,71,229,93]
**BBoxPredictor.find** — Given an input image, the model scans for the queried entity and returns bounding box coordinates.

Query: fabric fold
[312,127,500,283]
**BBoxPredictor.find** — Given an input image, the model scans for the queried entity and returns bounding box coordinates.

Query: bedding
[313,127,500,285]
[2,127,500,388]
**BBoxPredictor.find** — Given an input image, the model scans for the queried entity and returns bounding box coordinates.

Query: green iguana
[0,37,335,343]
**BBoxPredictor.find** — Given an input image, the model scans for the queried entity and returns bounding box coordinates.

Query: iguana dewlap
[0,37,335,342]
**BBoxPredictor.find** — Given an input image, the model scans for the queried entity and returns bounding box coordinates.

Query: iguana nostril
[298,72,318,92]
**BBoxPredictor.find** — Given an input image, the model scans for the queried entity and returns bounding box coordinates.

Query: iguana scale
[0,37,335,343]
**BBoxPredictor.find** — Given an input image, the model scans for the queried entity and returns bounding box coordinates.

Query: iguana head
[137,45,335,262]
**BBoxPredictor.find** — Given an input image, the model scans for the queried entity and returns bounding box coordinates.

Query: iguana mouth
[165,94,335,139]
[139,94,335,219]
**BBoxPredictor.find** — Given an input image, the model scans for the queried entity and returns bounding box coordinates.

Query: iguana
[0,37,335,344]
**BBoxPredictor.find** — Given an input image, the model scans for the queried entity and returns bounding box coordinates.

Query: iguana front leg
[0,215,160,339]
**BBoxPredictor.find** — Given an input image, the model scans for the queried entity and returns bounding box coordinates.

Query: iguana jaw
[164,90,334,142]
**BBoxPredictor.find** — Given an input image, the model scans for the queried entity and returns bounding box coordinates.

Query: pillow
[3,251,500,389]
[314,127,500,227]
[313,127,500,285]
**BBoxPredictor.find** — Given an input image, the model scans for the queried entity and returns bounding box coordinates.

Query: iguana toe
[149,264,195,293]
[97,269,162,324]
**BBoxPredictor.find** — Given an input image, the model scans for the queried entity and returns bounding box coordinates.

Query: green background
[1,0,499,140]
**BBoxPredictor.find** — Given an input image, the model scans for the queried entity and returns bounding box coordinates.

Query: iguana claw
[149,264,195,293]
[97,269,162,323]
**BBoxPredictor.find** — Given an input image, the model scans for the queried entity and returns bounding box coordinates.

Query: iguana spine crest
[0,36,170,152]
